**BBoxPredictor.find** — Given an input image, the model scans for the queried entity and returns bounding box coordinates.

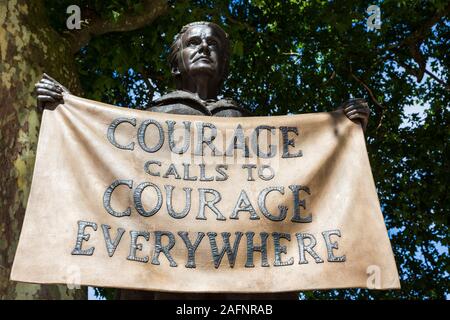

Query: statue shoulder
[147,90,251,117]
[207,98,252,117]
[147,90,210,115]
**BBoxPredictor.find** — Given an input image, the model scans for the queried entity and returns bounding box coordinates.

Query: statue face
[179,25,223,80]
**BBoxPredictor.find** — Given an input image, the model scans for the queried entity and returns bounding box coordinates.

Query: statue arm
[35,73,71,110]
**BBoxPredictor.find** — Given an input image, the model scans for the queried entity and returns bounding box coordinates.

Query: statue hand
[35,73,70,110]
[339,98,370,132]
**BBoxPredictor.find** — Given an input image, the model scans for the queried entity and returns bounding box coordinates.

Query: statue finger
[43,73,60,84]
[348,113,367,121]
[344,101,368,110]
[36,88,63,98]
[42,73,70,93]
[340,98,366,109]
[352,101,369,109]
[346,107,369,115]
[40,79,66,93]
[345,105,370,114]
[35,83,63,93]
[40,78,59,87]
[37,95,56,103]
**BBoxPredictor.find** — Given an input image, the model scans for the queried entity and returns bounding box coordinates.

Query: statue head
[168,21,230,97]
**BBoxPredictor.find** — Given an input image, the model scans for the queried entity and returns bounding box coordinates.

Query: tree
[0,0,169,299]
[1,0,448,299]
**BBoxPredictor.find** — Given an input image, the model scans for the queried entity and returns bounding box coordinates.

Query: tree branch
[383,3,450,54]
[350,70,385,130]
[402,3,450,48]
[379,3,450,86]
[321,70,336,85]
[424,68,450,91]
[282,51,302,63]
[282,51,301,57]
[65,0,171,54]
[397,4,448,81]
[393,58,450,91]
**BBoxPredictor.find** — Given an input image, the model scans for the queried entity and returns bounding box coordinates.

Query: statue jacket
[147,90,251,117]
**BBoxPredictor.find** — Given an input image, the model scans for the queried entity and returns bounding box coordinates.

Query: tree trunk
[0,0,85,299]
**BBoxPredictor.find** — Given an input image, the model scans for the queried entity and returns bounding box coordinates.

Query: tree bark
[0,0,84,299]
[0,0,170,300]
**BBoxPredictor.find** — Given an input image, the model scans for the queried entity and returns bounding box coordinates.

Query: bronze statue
[36,21,369,127]
[35,21,370,299]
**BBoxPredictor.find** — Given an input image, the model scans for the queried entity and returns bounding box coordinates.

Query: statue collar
[150,90,251,116]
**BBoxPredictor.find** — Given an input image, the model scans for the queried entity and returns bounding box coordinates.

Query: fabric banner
[11,94,400,292]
